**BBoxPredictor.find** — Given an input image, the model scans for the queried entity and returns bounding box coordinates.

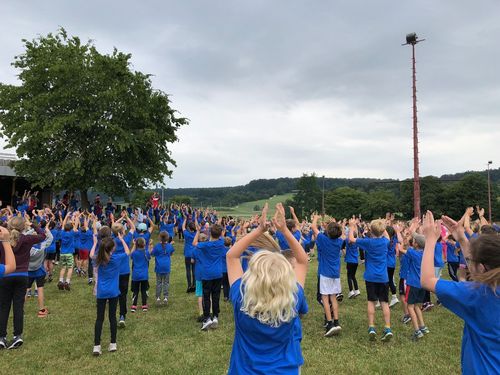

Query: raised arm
[89,233,98,259]
[463,207,474,236]
[348,218,357,244]
[289,206,300,227]
[311,214,320,236]
[274,203,308,287]
[118,233,131,255]
[0,227,16,274]
[420,211,442,292]
[227,204,269,286]
[148,217,154,234]
[476,206,489,226]
[192,221,201,247]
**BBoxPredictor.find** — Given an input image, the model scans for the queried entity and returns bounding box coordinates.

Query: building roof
[0,153,17,177]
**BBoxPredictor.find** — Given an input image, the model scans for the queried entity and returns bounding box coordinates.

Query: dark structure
[403,33,425,219]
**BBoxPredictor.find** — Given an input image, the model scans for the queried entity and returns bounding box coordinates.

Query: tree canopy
[0,28,188,207]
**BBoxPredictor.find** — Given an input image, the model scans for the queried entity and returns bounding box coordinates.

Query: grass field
[215,193,295,217]
[3,236,463,375]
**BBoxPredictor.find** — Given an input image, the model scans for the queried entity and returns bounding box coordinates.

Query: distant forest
[158,168,500,209]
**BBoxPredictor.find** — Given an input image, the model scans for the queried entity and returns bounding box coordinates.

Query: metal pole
[411,43,421,219]
[487,161,492,223]
[322,175,325,217]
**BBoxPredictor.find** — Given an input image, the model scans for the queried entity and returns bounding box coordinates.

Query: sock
[59,277,64,282]
[385,325,391,329]
[66,279,71,284]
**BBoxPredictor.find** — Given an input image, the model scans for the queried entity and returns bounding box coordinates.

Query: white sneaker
[389,295,399,308]
[163,297,168,304]
[109,343,117,352]
[354,290,361,297]
[375,301,381,308]
[156,297,161,304]
[211,316,219,329]
[201,318,213,331]
[347,290,355,299]
[93,345,102,356]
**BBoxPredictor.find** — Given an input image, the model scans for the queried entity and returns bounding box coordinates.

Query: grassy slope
[4,238,462,375]
[216,193,295,217]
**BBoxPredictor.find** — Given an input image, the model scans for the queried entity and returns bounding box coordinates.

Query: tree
[400,176,446,218]
[366,190,399,219]
[169,195,192,205]
[0,28,188,208]
[291,173,322,219]
[325,187,369,219]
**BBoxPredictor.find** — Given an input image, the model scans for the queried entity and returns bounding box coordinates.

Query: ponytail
[470,234,500,295]
[472,268,500,296]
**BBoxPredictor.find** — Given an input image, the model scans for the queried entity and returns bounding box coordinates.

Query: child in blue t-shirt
[344,230,360,299]
[446,235,460,282]
[193,223,226,330]
[348,218,393,342]
[182,218,196,292]
[421,211,500,375]
[226,203,309,374]
[130,237,151,312]
[399,234,430,341]
[44,221,59,283]
[90,233,130,356]
[398,239,411,324]
[312,215,343,336]
[222,237,232,301]
[58,213,79,291]
[151,231,175,304]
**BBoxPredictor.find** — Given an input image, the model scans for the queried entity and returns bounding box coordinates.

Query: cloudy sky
[1,1,499,188]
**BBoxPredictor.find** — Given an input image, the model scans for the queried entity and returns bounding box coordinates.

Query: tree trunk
[81,188,90,210]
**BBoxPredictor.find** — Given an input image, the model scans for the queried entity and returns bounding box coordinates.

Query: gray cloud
[1,0,499,187]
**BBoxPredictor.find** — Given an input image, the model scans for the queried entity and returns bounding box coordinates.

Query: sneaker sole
[324,327,337,337]
[8,341,23,350]
[369,332,377,341]
[381,333,393,342]
[118,321,125,328]
[93,351,101,356]
[210,322,218,329]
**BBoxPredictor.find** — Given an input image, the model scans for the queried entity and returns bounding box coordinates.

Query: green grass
[216,193,295,217]
[4,238,463,375]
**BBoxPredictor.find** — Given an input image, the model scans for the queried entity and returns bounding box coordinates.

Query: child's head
[199,233,208,242]
[469,234,500,292]
[96,237,115,266]
[48,221,56,230]
[480,225,497,235]
[136,237,146,249]
[64,222,72,231]
[98,225,112,240]
[111,222,124,236]
[281,249,297,268]
[386,226,395,237]
[210,224,223,239]
[137,223,147,233]
[241,250,298,327]
[286,219,296,232]
[188,222,196,232]
[370,219,386,237]
[447,234,456,243]
[7,216,25,247]
[224,236,232,247]
[159,231,169,244]
[326,222,342,239]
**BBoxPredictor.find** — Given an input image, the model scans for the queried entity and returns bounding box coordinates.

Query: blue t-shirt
[387,236,398,268]
[405,248,423,288]
[96,252,127,299]
[194,249,202,281]
[222,246,230,273]
[434,242,445,268]
[316,233,342,278]
[228,278,306,374]
[344,242,359,264]
[436,280,500,375]
[151,243,175,274]
[399,253,409,279]
[60,231,77,254]
[46,229,59,254]
[446,242,459,263]
[355,237,389,283]
[79,229,94,250]
[113,233,133,275]
[0,264,5,277]
[131,249,150,281]
[276,230,301,250]
[134,232,152,249]
[183,230,195,258]
[196,238,225,280]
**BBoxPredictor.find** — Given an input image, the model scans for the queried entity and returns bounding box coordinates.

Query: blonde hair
[111,223,124,236]
[370,219,386,237]
[8,216,25,248]
[249,232,281,252]
[241,250,298,327]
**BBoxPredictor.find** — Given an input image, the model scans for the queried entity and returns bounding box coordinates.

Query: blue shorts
[195,280,202,297]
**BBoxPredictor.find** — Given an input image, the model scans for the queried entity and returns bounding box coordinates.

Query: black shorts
[365,281,389,302]
[398,278,406,296]
[45,252,56,261]
[406,285,426,305]
[28,276,46,288]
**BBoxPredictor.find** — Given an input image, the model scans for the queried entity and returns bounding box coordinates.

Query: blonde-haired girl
[226,203,308,374]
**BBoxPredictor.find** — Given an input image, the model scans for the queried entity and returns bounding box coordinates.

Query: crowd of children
[0,196,499,374]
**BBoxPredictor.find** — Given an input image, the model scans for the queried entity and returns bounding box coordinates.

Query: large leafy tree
[291,173,322,219]
[0,28,188,208]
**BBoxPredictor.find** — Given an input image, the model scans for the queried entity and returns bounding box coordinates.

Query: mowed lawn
[3,236,463,375]
[216,193,295,217]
